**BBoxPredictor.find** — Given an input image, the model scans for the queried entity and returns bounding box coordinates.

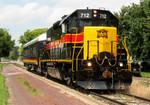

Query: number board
[99,13,107,19]
[78,10,92,18]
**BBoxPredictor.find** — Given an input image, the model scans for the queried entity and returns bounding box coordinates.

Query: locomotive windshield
[78,19,118,32]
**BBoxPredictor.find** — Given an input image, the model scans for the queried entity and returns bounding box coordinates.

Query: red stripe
[61,33,83,43]
[23,59,37,61]
[46,33,84,50]
[117,35,119,43]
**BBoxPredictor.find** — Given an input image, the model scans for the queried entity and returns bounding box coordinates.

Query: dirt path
[1,63,105,105]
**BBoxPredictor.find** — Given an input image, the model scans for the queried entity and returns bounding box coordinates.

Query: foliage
[114,0,150,62]
[18,28,48,56]
[10,46,19,60]
[0,28,15,59]
[0,73,10,105]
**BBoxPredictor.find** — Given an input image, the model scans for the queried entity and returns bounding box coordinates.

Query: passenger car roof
[23,33,46,48]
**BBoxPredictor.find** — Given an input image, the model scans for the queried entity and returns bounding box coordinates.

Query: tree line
[114,0,150,62]
[0,28,14,61]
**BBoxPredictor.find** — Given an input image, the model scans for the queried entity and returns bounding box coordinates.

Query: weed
[24,81,30,87]
[118,94,122,97]
[31,88,37,93]
[140,81,150,87]
[17,77,24,82]
[17,76,41,96]
[146,82,150,87]
[4,64,8,68]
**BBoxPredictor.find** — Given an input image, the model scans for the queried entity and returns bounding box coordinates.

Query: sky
[0,0,140,46]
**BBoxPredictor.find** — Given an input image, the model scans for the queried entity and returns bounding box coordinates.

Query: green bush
[141,72,150,78]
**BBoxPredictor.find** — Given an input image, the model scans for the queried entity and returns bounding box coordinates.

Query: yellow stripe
[23,60,37,63]
[40,59,72,62]
[121,69,129,71]
[84,68,92,70]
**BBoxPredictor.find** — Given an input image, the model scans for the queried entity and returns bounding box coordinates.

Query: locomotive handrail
[71,27,78,34]
[95,55,117,67]
[71,27,78,72]
[122,36,131,71]
[39,49,47,68]
[76,45,84,71]
[87,40,99,60]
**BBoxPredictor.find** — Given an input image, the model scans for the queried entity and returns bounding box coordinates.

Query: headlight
[93,10,97,13]
[87,62,92,67]
[93,14,97,17]
[119,62,123,67]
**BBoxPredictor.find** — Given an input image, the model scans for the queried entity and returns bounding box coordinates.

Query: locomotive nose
[83,26,117,60]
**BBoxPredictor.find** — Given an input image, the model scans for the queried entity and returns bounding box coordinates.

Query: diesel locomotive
[23,9,132,90]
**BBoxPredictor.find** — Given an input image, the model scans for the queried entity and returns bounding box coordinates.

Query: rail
[90,92,126,105]
[90,91,150,105]
[121,92,150,103]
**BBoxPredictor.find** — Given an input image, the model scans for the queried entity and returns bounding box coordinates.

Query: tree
[114,0,150,62]
[18,28,48,46]
[18,28,48,56]
[0,28,15,61]
[10,46,19,60]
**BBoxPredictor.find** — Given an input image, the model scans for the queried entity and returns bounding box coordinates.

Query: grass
[127,79,150,99]
[0,73,10,105]
[17,76,41,96]
[4,64,8,68]
[0,63,3,71]
[141,72,150,78]
[117,94,122,97]
[140,81,150,87]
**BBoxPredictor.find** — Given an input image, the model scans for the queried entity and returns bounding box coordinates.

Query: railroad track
[121,93,150,104]
[90,92,126,105]
[90,91,150,105]
[7,61,150,105]
[12,63,26,69]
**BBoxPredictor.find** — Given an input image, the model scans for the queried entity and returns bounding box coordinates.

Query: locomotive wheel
[66,77,72,85]
[58,63,65,81]
[66,68,73,86]
[44,71,48,78]
[44,66,48,78]
[37,67,43,75]
[33,66,37,71]
[27,64,31,71]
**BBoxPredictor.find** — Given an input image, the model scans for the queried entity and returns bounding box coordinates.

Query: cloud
[0,2,53,45]
[0,0,140,45]
[0,3,51,25]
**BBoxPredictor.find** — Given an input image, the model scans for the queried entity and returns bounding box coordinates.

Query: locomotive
[23,9,132,90]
